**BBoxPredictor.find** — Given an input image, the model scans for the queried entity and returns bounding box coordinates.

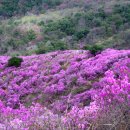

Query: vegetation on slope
[0,49,130,129]
[0,0,64,17]
[0,0,130,55]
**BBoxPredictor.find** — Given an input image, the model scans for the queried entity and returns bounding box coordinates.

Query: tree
[0,0,19,17]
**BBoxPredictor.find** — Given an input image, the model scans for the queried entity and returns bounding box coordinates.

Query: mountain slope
[0,49,130,129]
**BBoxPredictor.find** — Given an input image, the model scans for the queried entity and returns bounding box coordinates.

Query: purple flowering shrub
[0,49,130,129]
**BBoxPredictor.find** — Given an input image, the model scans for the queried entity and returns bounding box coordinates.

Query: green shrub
[44,22,58,32]
[7,39,16,49]
[0,26,3,35]
[84,11,94,21]
[36,40,67,54]
[35,44,48,54]
[40,9,46,14]
[38,21,45,26]
[8,19,15,25]
[13,30,21,37]
[114,4,130,21]
[52,40,67,50]
[58,18,75,35]
[108,14,123,28]
[106,26,113,36]
[7,38,25,49]
[84,44,103,55]
[35,42,53,54]
[97,8,106,19]
[26,30,36,41]
[7,57,23,67]
[35,48,46,54]
[45,18,75,35]
[43,0,62,7]
[0,47,8,54]
[74,29,89,40]
[92,17,102,27]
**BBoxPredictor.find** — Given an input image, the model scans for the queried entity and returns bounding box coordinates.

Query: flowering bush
[0,49,130,129]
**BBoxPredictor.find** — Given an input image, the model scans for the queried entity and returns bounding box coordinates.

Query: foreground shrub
[7,57,23,67]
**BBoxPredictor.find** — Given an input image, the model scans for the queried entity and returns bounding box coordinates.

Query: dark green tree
[0,0,19,17]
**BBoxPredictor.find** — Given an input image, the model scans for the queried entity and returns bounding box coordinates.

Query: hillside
[0,0,65,17]
[0,0,130,129]
[0,0,130,55]
[0,49,130,129]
